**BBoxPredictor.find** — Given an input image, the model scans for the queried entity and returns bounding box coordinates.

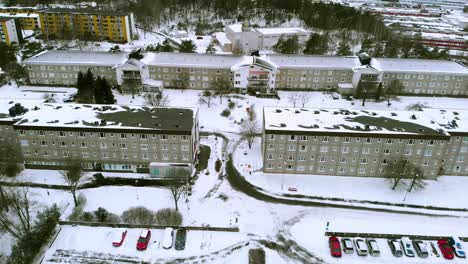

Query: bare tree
[199,90,212,107]
[407,167,426,192]
[384,79,403,107]
[210,77,231,104]
[144,92,170,107]
[169,184,186,212]
[61,159,84,207]
[0,188,34,239]
[240,107,259,149]
[299,92,311,107]
[122,78,141,99]
[288,93,300,107]
[385,159,410,190]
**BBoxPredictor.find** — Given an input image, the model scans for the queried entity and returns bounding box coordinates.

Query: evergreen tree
[0,42,16,68]
[336,41,352,56]
[94,76,106,104]
[179,40,196,53]
[205,43,216,54]
[304,33,329,55]
[76,69,95,103]
[101,77,115,104]
[273,35,300,54]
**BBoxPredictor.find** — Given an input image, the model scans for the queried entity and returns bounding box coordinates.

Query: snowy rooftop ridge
[24,50,130,66]
[254,27,309,35]
[267,55,361,69]
[371,58,468,74]
[263,107,465,138]
[141,52,248,69]
[13,103,198,132]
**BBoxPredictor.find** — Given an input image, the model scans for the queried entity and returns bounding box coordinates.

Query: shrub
[154,208,183,226]
[215,159,222,173]
[218,193,228,201]
[228,101,236,109]
[107,213,121,224]
[247,87,256,96]
[221,109,231,117]
[82,212,94,222]
[94,207,109,222]
[68,194,87,221]
[121,206,155,225]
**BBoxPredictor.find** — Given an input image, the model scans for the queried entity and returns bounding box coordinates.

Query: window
[40,141,47,146]
[407,139,414,145]
[343,137,351,143]
[99,132,105,138]
[287,145,296,151]
[365,138,372,143]
[289,135,296,141]
[298,155,305,161]
[424,150,432,157]
[79,132,85,137]
[321,136,329,142]
[340,157,347,163]
[362,148,370,154]
[120,143,128,149]
[268,134,275,140]
[267,154,273,160]
[300,145,306,151]
[120,133,126,139]
[59,131,65,137]
[300,136,308,141]
[141,144,149,150]
[319,146,329,153]
[100,142,107,149]
[181,145,189,151]
[60,141,67,147]
[287,155,294,161]
[160,134,167,140]
[268,144,275,150]
[286,165,294,170]
[360,158,368,164]
[182,135,188,141]
[341,147,349,153]
[161,144,168,150]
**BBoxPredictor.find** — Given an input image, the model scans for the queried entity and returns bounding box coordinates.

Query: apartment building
[24,50,468,97]
[25,50,129,86]
[226,23,309,54]
[39,8,136,43]
[262,107,468,178]
[12,103,199,177]
[0,17,23,44]
[372,58,468,96]
[0,6,42,30]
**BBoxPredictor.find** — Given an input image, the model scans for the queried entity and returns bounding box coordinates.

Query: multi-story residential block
[262,107,468,178]
[12,103,199,177]
[0,6,42,30]
[225,23,310,54]
[0,17,23,45]
[25,50,129,86]
[24,50,468,97]
[39,8,136,43]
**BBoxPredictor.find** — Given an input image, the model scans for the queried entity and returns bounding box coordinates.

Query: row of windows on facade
[18,130,190,140]
[265,153,464,163]
[21,140,190,151]
[264,163,455,174]
[265,145,457,156]
[152,68,230,74]
[33,65,112,72]
[23,150,190,160]
[266,134,468,144]
[384,73,464,81]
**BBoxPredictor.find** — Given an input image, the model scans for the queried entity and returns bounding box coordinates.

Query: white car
[366,239,380,256]
[449,236,466,258]
[162,227,174,249]
[401,237,416,257]
[354,238,368,256]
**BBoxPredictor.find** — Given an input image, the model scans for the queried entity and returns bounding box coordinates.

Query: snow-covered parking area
[291,212,468,264]
[43,225,248,263]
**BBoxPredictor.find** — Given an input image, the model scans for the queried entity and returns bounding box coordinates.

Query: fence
[59,220,239,232]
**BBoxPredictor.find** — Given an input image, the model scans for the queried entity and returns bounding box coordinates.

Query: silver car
[413,240,429,258]
[366,239,380,256]
[354,238,368,256]
[401,237,416,257]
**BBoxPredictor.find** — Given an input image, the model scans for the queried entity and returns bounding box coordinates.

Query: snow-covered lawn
[291,211,468,264]
[234,137,468,210]
[42,225,249,263]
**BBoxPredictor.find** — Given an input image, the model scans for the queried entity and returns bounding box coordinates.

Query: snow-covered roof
[0,12,39,18]
[267,55,360,70]
[24,50,130,66]
[0,99,43,123]
[254,27,308,36]
[263,107,451,138]
[226,23,243,33]
[14,103,198,132]
[422,108,468,135]
[141,52,247,69]
[213,32,232,46]
[41,8,130,16]
[371,58,468,75]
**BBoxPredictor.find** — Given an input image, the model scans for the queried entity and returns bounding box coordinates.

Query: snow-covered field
[291,211,468,264]
[43,225,249,263]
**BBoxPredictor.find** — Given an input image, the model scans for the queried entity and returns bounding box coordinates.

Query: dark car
[438,239,455,260]
[388,239,403,257]
[413,240,429,258]
[329,236,342,257]
[175,228,187,250]
[341,238,354,254]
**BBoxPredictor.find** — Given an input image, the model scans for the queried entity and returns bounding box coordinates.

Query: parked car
[448,236,466,258]
[413,240,429,258]
[112,229,127,247]
[401,237,416,257]
[162,227,174,249]
[328,236,342,257]
[136,229,151,251]
[354,238,368,256]
[430,242,440,257]
[438,239,455,260]
[341,238,354,254]
[388,239,403,257]
[366,239,380,256]
[175,228,187,250]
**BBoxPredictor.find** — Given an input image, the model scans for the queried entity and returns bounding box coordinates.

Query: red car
[329,236,342,257]
[438,239,454,260]
[136,229,151,251]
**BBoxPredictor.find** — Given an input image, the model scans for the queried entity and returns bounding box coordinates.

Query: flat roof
[141,52,247,69]
[422,108,468,135]
[254,27,308,35]
[371,58,468,74]
[40,8,130,16]
[263,107,451,138]
[267,55,360,70]
[0,12,39,18]
[14,103,198,133]
[0,99,43,123]
[24,50,130,66]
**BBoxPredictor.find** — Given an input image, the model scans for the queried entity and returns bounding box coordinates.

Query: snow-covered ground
[42,225,249,263]
[291,211,468,264]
